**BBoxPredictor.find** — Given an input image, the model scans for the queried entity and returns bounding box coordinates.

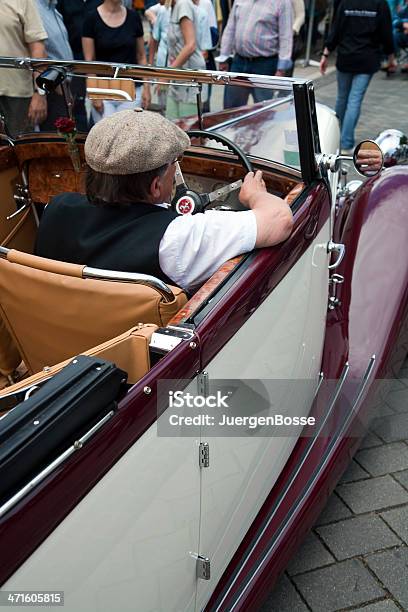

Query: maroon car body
[0,58,407,612]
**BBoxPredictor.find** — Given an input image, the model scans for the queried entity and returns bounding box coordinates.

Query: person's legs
[0,96,31,137]
[252,57,278,103]
[340,73,372,149]
[335,70,353,128]
[223,55,251,109]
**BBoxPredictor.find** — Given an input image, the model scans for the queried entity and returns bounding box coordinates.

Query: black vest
[35,193,179,285]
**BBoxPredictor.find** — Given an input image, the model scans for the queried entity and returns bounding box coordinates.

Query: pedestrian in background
[57,0,102,131]
[82,0,151,122]
[149,0,170,111]
[36,0,74,131]
[219,0,293,108]
[0,0,48,136]
[166,0,206,118]
[286,0,305,76]
[192,0,218,111]
[320,0,396,152]
[149,0,170,67]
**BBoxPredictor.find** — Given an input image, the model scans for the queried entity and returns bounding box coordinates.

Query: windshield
[0,59,302,171]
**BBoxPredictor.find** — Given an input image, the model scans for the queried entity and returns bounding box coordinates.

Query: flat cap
[85,108,190,174]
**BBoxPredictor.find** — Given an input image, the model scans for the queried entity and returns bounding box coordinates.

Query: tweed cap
[85,108,190,174]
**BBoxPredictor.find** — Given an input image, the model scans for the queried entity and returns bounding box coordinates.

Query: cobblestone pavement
[261,71,408,612]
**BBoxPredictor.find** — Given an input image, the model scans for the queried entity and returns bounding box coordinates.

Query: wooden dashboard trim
[168,256,244,325]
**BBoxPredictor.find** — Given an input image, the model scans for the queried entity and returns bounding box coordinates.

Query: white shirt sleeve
[159,210,257,292]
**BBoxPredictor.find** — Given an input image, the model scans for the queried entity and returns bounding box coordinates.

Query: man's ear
[150,175,161,200]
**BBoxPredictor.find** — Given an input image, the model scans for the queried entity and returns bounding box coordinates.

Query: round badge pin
[176,196,195,215]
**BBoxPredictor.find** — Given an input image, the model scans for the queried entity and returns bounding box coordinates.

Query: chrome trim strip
[234,358,374,603]
[83,267,175,303]
[0,410,115,518]
[207,96,293,132]
[325,362,350,413]
[223,358,378,612]
[314,372,324,398]
[214,362,351,611]
[0,57,307,90]
[352,355,376,410]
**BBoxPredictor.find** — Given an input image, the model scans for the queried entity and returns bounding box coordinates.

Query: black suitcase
[0,355,127,505]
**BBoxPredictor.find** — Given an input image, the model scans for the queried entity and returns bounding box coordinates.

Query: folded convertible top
[0,355,127,507]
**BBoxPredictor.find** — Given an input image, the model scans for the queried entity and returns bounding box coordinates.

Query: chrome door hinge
[196,555,211,580]
[197,371,209,397]
[328,273,344,310]
[199,442,209,468]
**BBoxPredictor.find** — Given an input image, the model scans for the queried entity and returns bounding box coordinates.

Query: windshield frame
[0,57,321,182]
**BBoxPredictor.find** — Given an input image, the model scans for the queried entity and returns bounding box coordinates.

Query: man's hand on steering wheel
[171,129,253,215]
[239,171,267,208]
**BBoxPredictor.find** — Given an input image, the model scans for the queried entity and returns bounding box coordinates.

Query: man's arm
[136,37,151,108]
[276,0,294,76]
[320,0,344,74]
[239,171,293,247]
[159,171,293,292]
[27,40,48,125]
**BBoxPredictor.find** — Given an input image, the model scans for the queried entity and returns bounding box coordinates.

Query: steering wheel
[171,129,253,215]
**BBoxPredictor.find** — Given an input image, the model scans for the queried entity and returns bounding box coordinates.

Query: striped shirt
[220,0,293,71]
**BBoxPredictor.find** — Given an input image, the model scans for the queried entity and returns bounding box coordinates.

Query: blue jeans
[335,71,372,149]
[224,54,278,109]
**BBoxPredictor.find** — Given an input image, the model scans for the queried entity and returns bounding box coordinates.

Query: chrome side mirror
[318,139,384,179]
[353,140,383,178]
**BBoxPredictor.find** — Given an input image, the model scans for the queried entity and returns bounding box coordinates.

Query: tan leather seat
[0,317,21,377]
[0,249,187,374]
[0,325,157,409]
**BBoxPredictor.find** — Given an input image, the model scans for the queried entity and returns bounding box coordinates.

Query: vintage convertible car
[0,58,408,612]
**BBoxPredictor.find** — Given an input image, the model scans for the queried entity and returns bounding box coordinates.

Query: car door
[195,184,331,610]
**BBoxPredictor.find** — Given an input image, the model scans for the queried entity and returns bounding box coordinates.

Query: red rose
[54,117,76,134]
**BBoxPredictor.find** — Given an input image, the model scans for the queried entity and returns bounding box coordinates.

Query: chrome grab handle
[86,87,133,101]
[83,266,175,303]
[7,203,29,220]
[327,241,345,269]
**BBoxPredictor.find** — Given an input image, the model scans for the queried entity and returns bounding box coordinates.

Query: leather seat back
[0,249,186,374]
[0,325,157,412]
[0,318,20,377]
